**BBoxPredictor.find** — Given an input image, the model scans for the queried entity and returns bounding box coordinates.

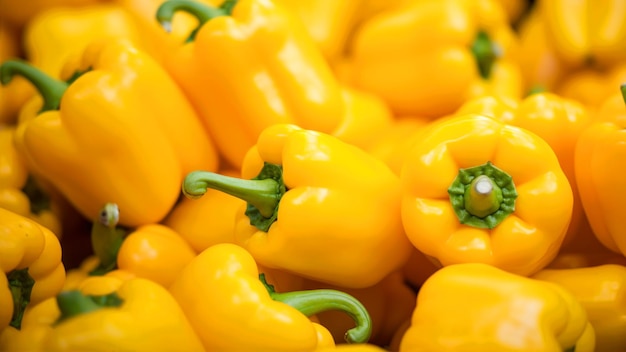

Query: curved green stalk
[260,274,372,344]
[0,60,67,112]
[183,163,286,232]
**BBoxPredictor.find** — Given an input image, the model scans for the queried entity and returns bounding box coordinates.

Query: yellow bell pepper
[169,243,372,350]
[0,127,63,237]
[1,276,206,351]
[555,63,626,110]
[401,248,440,290]
[22,3,144,78]
[400,113,573,276]
[575,85,626,255]
[456,93,591,246]
[349,0,523,118]
[116,223,197,288]
[273,0,361,62]
[156,0,346,169]
[399,263,595,351]
[538,0,626,68]
[533,264,626,352]
[182,123,412,288]
[162,169,245,253]
[0,38,219,227]
[0,208,65,331]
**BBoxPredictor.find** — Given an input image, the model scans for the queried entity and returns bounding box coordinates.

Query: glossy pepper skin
[22,3,143,78]
[183,123,412,288]
[400,114,573,276]
[1,276,205,351]
[349,0,523,118]
[116,223,197,288]
[156,0,346,169]
[0,208,65,332]
[168,243,373,351]
[538,0,626,68]
[575,86,626,255]
[532,264,626,352]
[399,263,595,352]
[0,38,219,227]
[0,24,32,125]
[456,93,591,246]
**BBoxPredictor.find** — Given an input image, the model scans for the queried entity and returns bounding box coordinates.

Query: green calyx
[182,163,286,232]
[259,274,372,344]
[55,290,123,325]
[7,268,35,330]
[89,203,126,276]
[0,60,68,113]
[156,0,238,42]
[471,31,500,79]
[448,161,517,229]
[620,84,626,106]
[21,176,51,215]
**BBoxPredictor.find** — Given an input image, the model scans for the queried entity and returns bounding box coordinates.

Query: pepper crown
[448,161,517,229]
[259,274,372,344]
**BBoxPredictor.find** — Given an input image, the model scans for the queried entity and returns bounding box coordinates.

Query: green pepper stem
[7,268,35,330]
[0,60,68,112]
[55,291,123,325]
[89,203,126,276]
[620,84,626,106]
[471,31,499,79]
[156,0,237,41]
[260,274,372,344]
[183,170,280,219]
[464,175,502,218]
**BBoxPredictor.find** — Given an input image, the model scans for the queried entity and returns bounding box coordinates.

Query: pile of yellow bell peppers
[2,0,626,350]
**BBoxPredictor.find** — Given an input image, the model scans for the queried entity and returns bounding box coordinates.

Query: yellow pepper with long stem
[400,113,573,276]
[183,123,412,288]
[155,0,347,169]
[456,93,591,246]
[0,38,219,227]
[348,0,523,118]
[168,243,372,350]
[532,264,626,352]
[575,85,626,255]
[538,0,626,68]
[399,263,595,351]
[0,208,65,332]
